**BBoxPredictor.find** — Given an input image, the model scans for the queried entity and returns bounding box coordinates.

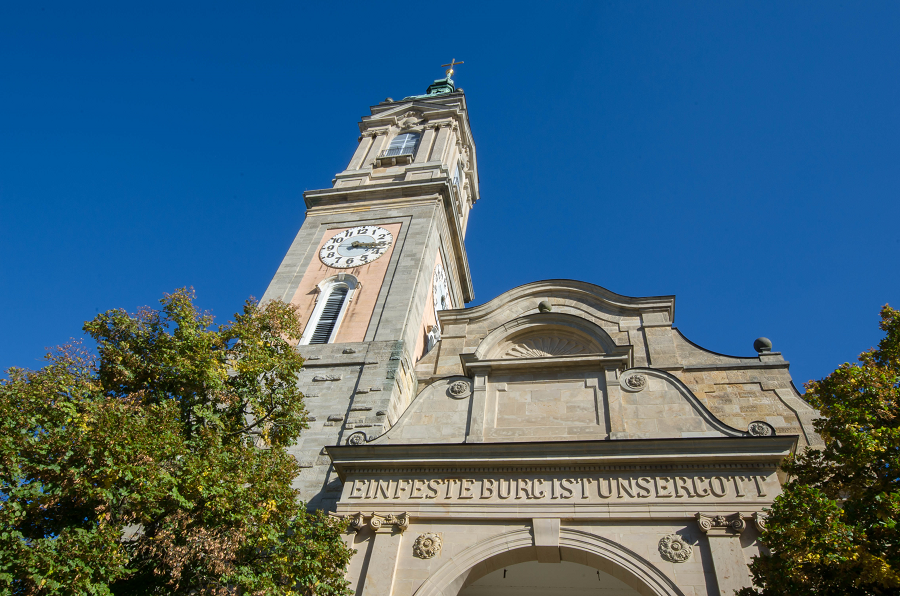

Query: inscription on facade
[345,473,773,503]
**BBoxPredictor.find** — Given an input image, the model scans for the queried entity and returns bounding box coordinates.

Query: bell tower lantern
[332,73,480,236]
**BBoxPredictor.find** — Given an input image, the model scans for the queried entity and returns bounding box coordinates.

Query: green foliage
[741,306,900,596]
[0,289,353,595]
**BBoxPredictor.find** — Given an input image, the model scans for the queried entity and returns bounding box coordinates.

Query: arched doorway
[412,528,684,596]
[459,560,642,595]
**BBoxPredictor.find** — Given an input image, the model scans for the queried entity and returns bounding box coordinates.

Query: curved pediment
[474,312,626,362]
[441,279,676,326]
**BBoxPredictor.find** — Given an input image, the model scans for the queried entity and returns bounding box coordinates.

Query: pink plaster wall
[290,222,403,343]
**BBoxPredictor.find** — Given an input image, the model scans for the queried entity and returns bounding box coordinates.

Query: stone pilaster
[697,512,752,596]
[414,126,437,163]
[429,124,451,162]
[362,130,388,168]
[465,371,487,443]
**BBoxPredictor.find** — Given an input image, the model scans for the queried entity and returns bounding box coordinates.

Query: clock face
[319,226,394,269]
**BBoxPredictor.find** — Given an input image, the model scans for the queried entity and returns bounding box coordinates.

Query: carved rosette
[658,534,693,563]
[620,372,647,392]
[696,512,746,535]
[347,431,367,445]
[413,533,443,559]
[447,380,472,399]
[748,421,776,436]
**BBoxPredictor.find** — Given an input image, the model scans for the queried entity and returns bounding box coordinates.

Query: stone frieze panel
[338,467,777,507]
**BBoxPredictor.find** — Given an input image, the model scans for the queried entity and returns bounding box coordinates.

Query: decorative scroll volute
[696,512,746,535]
[341,511,409,534]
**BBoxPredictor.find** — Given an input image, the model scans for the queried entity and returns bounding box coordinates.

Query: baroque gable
[413,279,820,448]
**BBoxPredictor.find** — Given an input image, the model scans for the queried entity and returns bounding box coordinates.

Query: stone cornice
[332,461,779,477]
[461,352,630,375]
[326,436,798,482]
[661,361,791,373]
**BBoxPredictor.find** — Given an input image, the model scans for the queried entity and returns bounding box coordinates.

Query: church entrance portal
[459,561,642,596]
[410,528,685,596]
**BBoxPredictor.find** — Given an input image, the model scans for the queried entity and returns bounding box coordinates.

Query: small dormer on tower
[333,77,480,236]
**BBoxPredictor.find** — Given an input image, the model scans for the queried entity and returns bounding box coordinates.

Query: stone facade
[261,78,821,595]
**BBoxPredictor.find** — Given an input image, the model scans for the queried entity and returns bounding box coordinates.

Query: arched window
[383,132,420,158]
[300,275,360,345]
[310,286,347,344]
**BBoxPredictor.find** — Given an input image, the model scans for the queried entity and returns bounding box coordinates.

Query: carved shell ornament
[503,336,589,359]
[398,111,421,129]
[658,534,693,563]
[447,380,472,399]
[413,533,443,559]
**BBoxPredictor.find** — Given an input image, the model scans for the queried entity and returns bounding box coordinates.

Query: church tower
[261,71,477,509]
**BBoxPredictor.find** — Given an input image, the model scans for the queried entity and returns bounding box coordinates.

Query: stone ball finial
[538,300,553,313]
[753,337,773,354]
[384,97,394,103]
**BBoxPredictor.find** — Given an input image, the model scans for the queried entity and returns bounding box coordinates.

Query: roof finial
[441,58,464,78]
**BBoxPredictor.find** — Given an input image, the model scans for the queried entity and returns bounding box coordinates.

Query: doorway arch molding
[412,527,685,596]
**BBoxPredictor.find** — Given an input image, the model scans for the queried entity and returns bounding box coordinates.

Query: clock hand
[349,240,388,249]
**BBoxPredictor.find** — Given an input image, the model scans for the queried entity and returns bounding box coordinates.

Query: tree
[0,289,353,596]
[741,305,900,596]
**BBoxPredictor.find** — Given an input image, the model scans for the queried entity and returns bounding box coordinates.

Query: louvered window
[309,286,348,344]
[382,132,420,158]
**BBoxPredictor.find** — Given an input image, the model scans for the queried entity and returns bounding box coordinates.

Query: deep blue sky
[2,2,898,390]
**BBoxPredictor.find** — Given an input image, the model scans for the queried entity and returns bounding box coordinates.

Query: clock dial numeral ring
[319,226,394,269]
